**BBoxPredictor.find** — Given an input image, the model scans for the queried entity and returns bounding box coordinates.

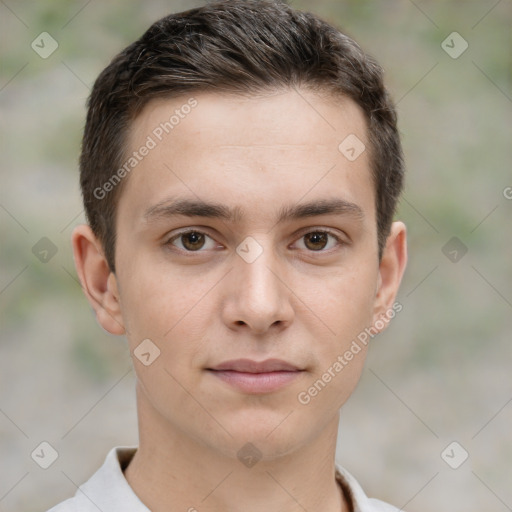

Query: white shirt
[47,446,403,512]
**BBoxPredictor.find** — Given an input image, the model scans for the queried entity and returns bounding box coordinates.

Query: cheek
[117,253,209,340]
[312,263,378,339]
[296,270,374,412]
[296,346,367,422]
[116,260,219,401]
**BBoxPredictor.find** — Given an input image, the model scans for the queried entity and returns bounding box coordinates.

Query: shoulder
[44,487,107,512]
[45,499,77,512]
[367,498,405,511]
[44,495,88,512]
[43,446,141,512]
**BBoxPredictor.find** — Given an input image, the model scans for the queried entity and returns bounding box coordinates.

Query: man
[49,0,407,510]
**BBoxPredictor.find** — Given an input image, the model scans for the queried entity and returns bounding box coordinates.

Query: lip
[208,358,302,373]
[206,359,304,394]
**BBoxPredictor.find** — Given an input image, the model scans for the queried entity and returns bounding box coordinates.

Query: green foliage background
[0,1,510,510]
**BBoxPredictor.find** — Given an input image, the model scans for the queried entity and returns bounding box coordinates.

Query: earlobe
[71,224,126,335]
[372,221,408,330]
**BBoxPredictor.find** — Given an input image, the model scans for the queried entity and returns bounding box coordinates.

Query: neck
[124,383,349,512]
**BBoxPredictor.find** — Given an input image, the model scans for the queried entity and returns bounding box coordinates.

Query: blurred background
[0,1,511,511]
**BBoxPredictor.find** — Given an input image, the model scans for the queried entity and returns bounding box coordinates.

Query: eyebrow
[143,197,365,224]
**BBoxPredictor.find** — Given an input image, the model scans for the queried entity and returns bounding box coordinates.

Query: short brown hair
[80,0,404,272]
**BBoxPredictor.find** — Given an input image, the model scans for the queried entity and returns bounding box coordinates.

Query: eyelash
[165,228,345,255]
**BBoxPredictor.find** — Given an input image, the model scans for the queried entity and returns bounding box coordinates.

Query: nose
[221,243,294,335]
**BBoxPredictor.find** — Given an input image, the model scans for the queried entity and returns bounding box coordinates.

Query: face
[82,89,405,460]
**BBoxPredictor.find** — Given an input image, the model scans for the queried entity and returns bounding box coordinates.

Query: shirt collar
[77,446,148,511]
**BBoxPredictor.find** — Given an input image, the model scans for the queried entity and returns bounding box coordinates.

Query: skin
[72,88,407,512]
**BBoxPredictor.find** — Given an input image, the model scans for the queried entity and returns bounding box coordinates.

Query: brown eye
[168,230,217,252]
[303,232,329,251]
[180,231,205,251]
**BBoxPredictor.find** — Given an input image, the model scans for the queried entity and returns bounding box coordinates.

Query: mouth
[206,359,305,394]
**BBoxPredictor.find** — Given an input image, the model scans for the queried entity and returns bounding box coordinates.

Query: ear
[71,224,126,335]
[372,221,407,331]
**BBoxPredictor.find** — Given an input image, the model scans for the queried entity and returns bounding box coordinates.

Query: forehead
[118,89,374,228]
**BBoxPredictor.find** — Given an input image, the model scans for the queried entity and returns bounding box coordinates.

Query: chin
[223,417,311,457]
